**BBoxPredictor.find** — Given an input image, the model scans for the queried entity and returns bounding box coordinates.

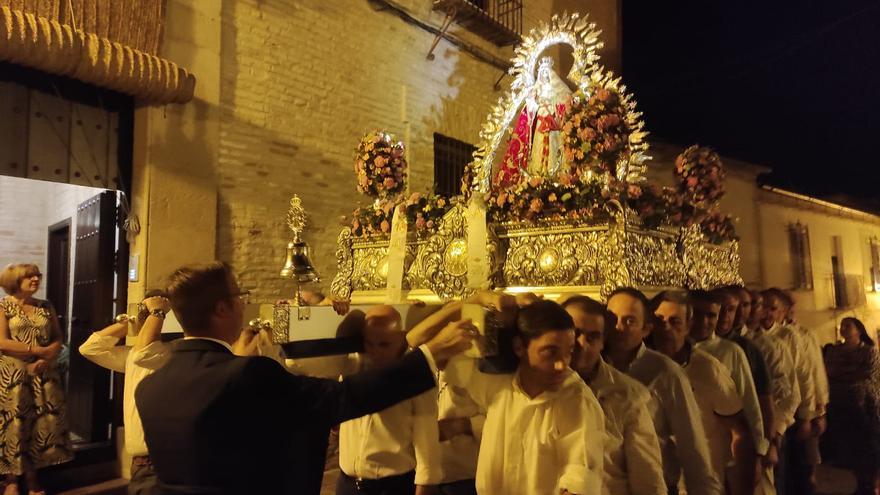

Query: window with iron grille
[870,238,880,291]
[433,133,476,197]
[788,222,813,290]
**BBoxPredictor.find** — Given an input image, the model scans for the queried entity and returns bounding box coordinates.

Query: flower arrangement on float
[674,145,726,208]
[487,173,608,223]
[350,193,452,238]
[348,126,738,244]
[561,86,632,179]
[354,130,407,199]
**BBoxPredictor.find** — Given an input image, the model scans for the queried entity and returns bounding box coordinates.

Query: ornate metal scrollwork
[503,230,603,287]
[625,230,686,288]
[272,302,289,344]
[330,228,354,300]
[680,224,744,289]
[408,204,500,300]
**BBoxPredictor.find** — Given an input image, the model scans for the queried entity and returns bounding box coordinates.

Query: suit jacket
[135,339,437,494]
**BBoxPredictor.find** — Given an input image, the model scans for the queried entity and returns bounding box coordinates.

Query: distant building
[651,141,880,343]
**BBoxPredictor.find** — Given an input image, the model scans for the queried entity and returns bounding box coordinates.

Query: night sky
[621,1,880,206]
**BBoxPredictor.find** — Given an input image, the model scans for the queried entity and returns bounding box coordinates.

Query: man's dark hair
[561,296,616,334]
[650,290,692,320]
[516,299,574,344]
[689,289,724,306]
[761,287,789,308]
[166,262,235,333]
[607,287,651,315]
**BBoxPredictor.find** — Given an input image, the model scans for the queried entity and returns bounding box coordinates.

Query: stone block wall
[213,0,620,302]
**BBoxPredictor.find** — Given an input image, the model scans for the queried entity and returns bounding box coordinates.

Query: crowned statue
[494,57,573,188]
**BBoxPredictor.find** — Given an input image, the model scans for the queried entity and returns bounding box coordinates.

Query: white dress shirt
[750,331,800,437]
[619,344,723,495]
[765,323,816,421]
[684,348,743,486]
[444,355,605,495]
[587,359,665,495]
[437,374,485,483]
[694,333,768,455]
[78,334,170,457]
[791,322,830,415]
[290,350,442,485]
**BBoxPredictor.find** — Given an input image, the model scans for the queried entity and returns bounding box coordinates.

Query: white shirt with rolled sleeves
[78,334,170,457]
[694,333,769,456]
[287,350,442,485]
[751,331,801,438]
[437,374,485,483]
[443,354,605,495]
[790,322,829,416]
[766,323,817,421]
[620,343,723,495]
[338,386,442,484]
[587,358,665,495]
[684,348,744,487]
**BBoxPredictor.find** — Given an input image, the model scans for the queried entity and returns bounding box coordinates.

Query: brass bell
[279,240,320,283]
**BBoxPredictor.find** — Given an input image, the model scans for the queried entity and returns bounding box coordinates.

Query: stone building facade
[129,0,622,303]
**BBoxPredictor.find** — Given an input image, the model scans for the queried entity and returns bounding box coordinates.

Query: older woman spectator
[0,264,73,495]
[822,317,880,495]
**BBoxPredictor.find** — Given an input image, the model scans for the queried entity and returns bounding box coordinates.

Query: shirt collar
[588,358,615,391]
[513,368,579,404]
[183,336,234,353]
[694,332,720,348]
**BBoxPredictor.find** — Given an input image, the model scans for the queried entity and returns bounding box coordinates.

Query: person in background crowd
[746,289,763,337]
[733,288,800,495]
[603,287,721,495]
[135,262,474,494]
[563,296,665,495]
[408,295,605,495]
[759,288,816,494]
[822,317,880,495]
[434,376,484,495]
[779,291,828,494]
[289,305,443,495]
[0,263,73,495]
[715,286,776,488]
[79,291,172,495]
[689,289,766,491]
[651,291,753,494]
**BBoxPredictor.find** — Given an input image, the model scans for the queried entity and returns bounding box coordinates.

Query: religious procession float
[269,12,742,345]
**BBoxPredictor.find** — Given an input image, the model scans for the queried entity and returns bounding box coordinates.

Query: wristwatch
[149,308,167,320]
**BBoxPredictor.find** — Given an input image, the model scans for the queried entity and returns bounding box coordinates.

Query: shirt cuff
[755,436,770,456]
[559,464,592,495]
[418,344,439,380]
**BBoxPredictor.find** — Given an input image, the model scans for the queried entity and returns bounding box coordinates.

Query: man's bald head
[365,304,403,331]
[363,305,406,368]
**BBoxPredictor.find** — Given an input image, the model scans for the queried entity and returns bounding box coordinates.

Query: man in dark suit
[135,262,475,494]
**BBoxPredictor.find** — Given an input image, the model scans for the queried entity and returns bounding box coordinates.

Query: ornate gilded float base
[330,206,743,302]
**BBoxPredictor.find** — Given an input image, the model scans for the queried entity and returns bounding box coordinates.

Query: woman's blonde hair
[0,263,42,295]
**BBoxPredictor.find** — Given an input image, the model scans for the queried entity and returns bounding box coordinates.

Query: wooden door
[68,191,117,443]
[46,219,71,338]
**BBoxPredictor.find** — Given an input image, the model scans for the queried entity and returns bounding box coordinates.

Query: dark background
[621,0,880,208]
